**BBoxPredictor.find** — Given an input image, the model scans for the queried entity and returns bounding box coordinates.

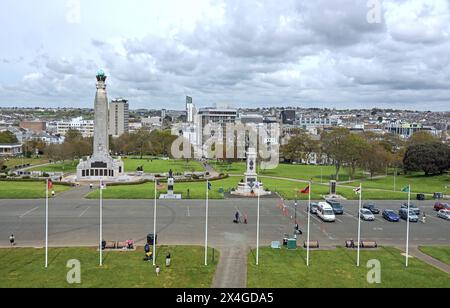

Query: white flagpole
[99,179,103,267]
[153,180,157,266]
[256,182,260,266]
[306,181,311,267]
[357,184,362,267]
[204,180,209,266]
[45,179,49,268]
[406,184,411,267]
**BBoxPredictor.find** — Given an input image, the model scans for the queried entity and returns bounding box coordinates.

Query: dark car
[434,202,450,211]
[401,203,420,215]
[382,209,400,222]
[363,202,380,214]
[326,200,344,215]
[310,202,319,214]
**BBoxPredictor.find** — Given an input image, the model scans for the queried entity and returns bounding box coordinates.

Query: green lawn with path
[0,246,218,288]
[29,160,78,173]
[0,181,70,199]
[419,246,450,266]
[1,157,49,169]
[247,247,450,288]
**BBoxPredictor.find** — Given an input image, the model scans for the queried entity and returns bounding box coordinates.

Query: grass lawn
[29,160,78,173]
[0,246,218,288]
[0,181,70,199]
[1,157,49,169]
[347,173,450,195]
[123,158,204,173]
[247,247,450,288]
[86,176,241,199]
[419,246,450,266]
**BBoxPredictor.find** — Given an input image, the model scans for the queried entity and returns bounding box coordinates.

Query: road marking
[187,206,191,217]
[343,211,359,221]
[79,207,90,217]
[19,207,39,218]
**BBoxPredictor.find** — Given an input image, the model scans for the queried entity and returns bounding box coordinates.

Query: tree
[341,133,368,180]
[0,131,18,144]
[282,130,319,164]
[408,131,438,145]
[403,142,450,176]
[361,143,392,178]
[321,128,351,180]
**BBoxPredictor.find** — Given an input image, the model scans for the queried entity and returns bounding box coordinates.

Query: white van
[317,202,336,222]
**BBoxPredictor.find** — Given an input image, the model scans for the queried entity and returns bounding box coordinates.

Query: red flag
[300,185,310,194]
[47,179,53,190]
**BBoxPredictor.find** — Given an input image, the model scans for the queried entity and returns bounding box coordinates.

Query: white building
[109,98,129,138]
[186,96,196,123]
[52,117,95,138]
[141,116,162,131]
[0,144,22,157]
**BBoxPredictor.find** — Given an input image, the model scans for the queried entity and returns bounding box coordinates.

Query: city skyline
[1,0,450,111]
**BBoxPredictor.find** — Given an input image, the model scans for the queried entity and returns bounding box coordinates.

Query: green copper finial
[97,69,105,77]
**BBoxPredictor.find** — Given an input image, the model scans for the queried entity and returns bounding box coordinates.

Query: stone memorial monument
[76,70,124,181]
[160,169,182,199]
[232,148,271,197]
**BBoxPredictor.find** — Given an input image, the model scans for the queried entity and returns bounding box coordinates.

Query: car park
[360,209,375,221]
[309,202,319,214]
[317,202,336,222]
[400,203,420,215]
[363,203,380,214]
[398,208,419,222]
[382,209,400,222]
[326,200,344,215]
[437,210,450,221]
[434,202,450,211]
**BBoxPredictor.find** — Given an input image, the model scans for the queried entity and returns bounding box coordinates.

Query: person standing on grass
[156,266,161,276]
[9,234,15,246]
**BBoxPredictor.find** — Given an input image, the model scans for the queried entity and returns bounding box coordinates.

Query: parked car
[363,203,380,214]
[317,202,336,222]
[434,202,450,211]
[398,208,419,222]
[400,203,420,215]
[382,209,400,222]
[437,210,450,221]
[326,199,344,215]
[310,202,319,214]
[360,209,375,221]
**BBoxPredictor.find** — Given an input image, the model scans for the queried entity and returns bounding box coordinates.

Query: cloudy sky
[0,0,449,111]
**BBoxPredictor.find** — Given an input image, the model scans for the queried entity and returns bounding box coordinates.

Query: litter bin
[287,239,297,250]
[433,193,443,200]
[416,194,425,201]
[147,234,157,245]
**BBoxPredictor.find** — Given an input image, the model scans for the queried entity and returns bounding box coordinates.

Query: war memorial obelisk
[76,70,124,181]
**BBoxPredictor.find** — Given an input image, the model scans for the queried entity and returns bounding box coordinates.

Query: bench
[303,241,319,249]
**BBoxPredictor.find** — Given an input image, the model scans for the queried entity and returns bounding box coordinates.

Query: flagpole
[406,184,411,267]
[99,179,103,267]
[153,180,157,266]
[204,179,209,266]
[306,181,311,267]
[256,183,260,266]
[357,183,362,267]
[45,178,49,268]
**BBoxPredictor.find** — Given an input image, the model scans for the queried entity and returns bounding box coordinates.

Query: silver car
[360,208,375,221]
[437,210,450,221]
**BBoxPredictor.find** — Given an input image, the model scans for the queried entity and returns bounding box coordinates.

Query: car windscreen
[324,210,334,215]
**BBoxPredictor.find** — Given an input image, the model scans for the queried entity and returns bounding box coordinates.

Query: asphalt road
[0,198,448,249]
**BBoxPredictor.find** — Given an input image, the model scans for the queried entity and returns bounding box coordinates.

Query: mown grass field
[1,157,49,169]
[247,247,450,288]
[0,181,70,199]
[29,160,78,173]
[419,246,450,266]
[0,246,218,288]
[122,158,204,173]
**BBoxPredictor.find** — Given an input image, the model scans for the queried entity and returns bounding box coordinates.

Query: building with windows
[51,117,94,138]
[0,144,22,157]
[109,98,129,138]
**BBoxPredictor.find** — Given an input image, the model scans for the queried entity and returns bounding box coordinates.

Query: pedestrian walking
[243,213,248,224]
[422,212,427,224]
[9,234,15,246]
[156,266,161,276]
[235,211,240,223]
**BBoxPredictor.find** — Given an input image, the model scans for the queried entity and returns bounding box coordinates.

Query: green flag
[402,186,410,193]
